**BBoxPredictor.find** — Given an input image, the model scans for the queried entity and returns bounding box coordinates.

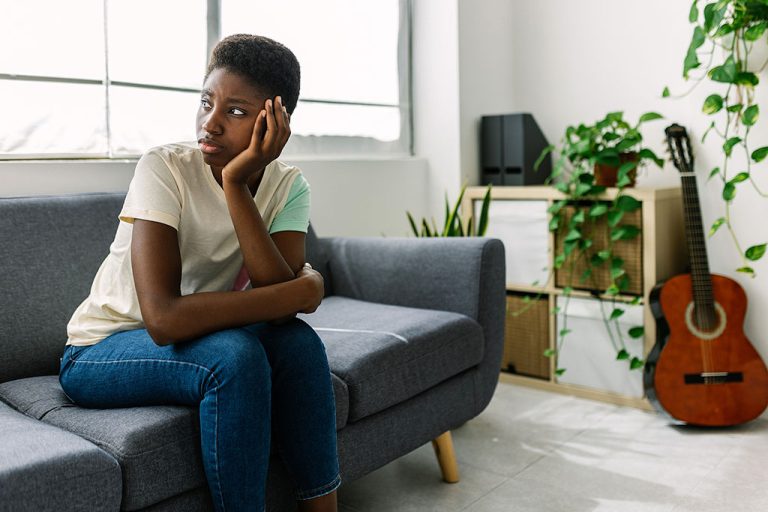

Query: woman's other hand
[222,95,291,185]
[297,263,324,314]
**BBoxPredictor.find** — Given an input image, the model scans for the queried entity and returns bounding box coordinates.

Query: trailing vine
[665,0,768,275]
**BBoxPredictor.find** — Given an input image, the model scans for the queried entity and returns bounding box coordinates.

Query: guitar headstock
[664,123,694,174]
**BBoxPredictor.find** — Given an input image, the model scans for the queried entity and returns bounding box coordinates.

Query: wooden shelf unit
[462,185,687,408]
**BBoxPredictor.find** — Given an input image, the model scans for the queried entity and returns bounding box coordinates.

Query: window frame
[0,0,412,161]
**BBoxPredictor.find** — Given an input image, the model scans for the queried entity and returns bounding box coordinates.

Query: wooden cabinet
[462,186,687,409]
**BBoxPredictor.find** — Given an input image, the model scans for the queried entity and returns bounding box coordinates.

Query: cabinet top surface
[465,185,681,201]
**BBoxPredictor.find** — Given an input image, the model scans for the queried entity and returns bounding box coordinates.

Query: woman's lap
[58,318,324,409]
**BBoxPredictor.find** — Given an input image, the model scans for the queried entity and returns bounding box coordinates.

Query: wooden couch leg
[431,431,460,483]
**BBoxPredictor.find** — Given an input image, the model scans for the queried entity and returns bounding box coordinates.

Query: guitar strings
[675,135,715,380]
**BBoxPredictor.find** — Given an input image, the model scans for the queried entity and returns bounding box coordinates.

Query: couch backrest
[0,193,124,383]
[0,193,332,383]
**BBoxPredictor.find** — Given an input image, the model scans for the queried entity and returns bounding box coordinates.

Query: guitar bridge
[684,372,743,385]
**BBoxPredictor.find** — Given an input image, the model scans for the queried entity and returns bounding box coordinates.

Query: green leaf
[703,1,726,33]
[534,145,555,171]
[607,210,624,227]
[752,146,768,162]
[616,349,630,360]
[406,211,419,237]
[610,308,625,320]
[709,217,726,237]
[422,218,433,237]
[589,203,608,217]
[745,22,767,41]
[723,137,742,156]
[638,112,663,123]
[559,328,572,337]
[549,216,560,231]
[689,0,698,22]
[572,210,586,224]
[709,55,738,83]
[714,23,734,37]
[730,172,749,184]
[574,182,592,197]
[615,195,642,212]
[477,184,492,236]
[702,121,716,142]
[630,357,644,370]
[628,326,644,338]
[543,348,556,358]
[684,26,706,78]
[735,72,759,87]
[726,104,743,113]
[564,228,582,242]
[606,284,620,296]
[662,86,671,98]
[737,266,755,275]
[746,244,767,261]
[708,167,721,180]
[702,94,724,114]
[611,225,641,241]
[638,148,665,167]
[554,253,566,269]
[723,182,736,201]
[598,250,611,260]
[562,286,573,296]
[555,368,566,377]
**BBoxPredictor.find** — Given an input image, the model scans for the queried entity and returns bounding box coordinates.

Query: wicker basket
[503,295,550,379]
[554,203,643,295]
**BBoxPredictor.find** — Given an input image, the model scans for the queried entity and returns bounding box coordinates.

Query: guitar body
[647,273,768,426]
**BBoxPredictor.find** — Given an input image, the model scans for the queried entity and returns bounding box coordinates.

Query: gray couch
[0,192,505,511]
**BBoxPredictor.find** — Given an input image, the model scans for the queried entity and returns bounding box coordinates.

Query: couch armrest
[322,236,506,415]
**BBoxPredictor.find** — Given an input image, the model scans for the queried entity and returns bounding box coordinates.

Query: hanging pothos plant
[530,111,665,375]
[664,0,768,275]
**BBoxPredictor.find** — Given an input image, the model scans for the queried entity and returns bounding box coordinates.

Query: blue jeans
[59,318,340,512]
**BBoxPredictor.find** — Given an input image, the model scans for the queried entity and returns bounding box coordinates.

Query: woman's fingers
[251,110,267,148]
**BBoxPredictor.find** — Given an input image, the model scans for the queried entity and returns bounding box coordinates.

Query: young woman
[59,34,339,512]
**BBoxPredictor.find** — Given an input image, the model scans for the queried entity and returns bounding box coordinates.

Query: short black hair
[205,34,301,114]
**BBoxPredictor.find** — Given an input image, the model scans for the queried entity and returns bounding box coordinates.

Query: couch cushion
[299,296,485,422]
[0,374,348,511]
[0,193,125,384]
[0,400,122,512]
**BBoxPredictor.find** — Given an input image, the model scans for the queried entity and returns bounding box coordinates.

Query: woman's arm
[131,218,323,346]
[222,96,298,286]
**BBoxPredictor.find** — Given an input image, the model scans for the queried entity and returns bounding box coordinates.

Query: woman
[59,34,339,512]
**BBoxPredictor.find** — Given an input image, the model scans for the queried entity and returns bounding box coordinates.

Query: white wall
[0,157,429,238]
[504,0,768,358]
[411,0,463,220]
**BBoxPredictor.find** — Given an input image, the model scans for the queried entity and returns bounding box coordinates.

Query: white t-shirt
[66,142,310,346]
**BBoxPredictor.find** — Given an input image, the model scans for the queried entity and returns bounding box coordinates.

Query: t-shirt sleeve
[269,173,310,234]
[119,149,182,230]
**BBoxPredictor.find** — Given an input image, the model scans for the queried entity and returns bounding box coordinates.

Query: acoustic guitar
[643,123,768,426]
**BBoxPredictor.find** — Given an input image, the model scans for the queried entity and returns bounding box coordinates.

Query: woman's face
[196,67,267,172]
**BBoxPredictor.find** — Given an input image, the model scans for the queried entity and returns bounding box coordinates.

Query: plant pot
[594,152,638,188]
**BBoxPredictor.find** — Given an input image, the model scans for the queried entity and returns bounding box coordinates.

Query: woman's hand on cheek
[222,96,292,185]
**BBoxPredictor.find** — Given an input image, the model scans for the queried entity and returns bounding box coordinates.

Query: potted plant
[406,184,492,237]
[528,111,665,375]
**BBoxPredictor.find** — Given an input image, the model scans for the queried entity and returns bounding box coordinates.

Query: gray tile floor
[337,381,768,511]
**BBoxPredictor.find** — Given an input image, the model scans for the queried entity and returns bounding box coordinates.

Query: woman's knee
[270,319,329,368]
[198,328,272,382]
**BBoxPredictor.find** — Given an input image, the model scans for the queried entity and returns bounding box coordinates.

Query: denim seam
[68,358,226,512]
[295,473,342,500]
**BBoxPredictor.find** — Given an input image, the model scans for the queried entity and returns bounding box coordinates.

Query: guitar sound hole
[685,302,727,340]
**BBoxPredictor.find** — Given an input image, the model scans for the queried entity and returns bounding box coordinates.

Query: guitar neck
[679,170,717,326]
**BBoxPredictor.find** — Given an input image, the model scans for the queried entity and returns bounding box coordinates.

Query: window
[0,0,411,159]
